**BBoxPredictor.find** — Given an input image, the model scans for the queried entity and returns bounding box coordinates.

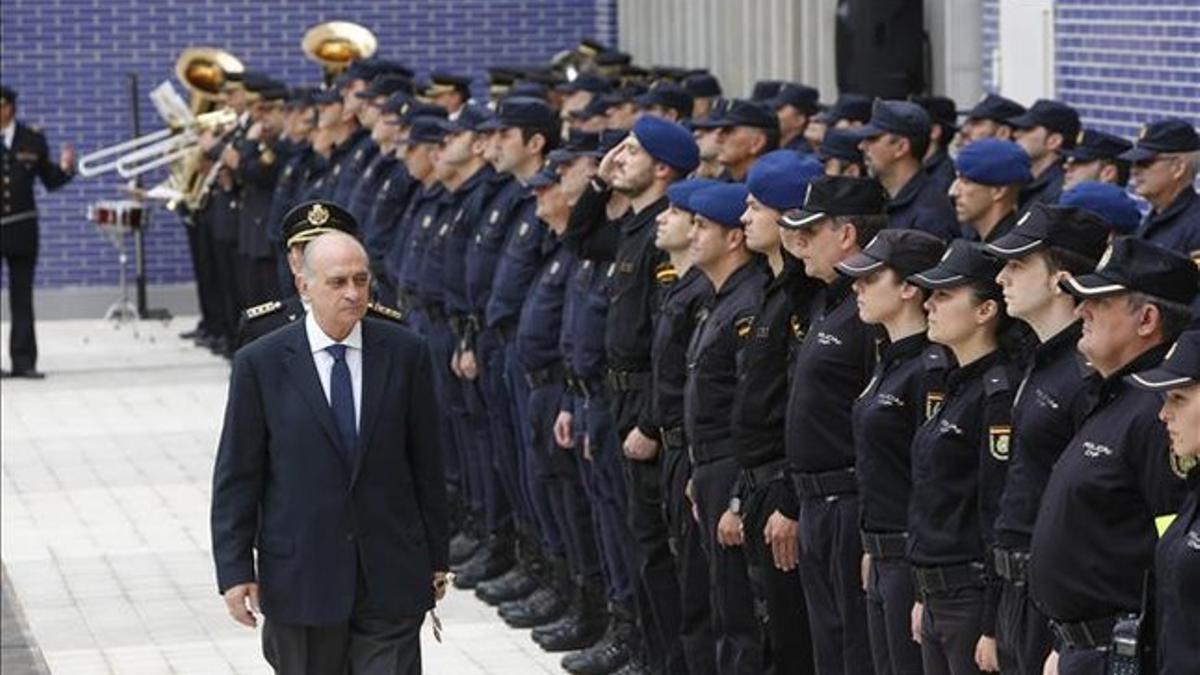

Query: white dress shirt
[305,312,363,428]
[1,122,15,150]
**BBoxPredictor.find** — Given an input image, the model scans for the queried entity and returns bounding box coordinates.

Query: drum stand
[102,224,140,327]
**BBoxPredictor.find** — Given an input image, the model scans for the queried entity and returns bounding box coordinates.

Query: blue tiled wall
[0,0,616,289]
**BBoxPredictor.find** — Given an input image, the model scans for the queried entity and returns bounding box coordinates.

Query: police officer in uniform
[766,84,821,154]
[912,96,959,194]
[950,139,1032,243]
[1127,329,1200,675]
[856,99,959,240]
[1120,118,1200,255]
[1061,129,1131,193]
[959,94,1026,146]
[703,99,780,182]
[836,229,947,675]
[1,85,75,378]
[818,128,868,178]
[1029,237,1198,675]
[778,176,888,675]
[986,204,1111,674]
[734,151,824,675]
[1009,100,1081,209]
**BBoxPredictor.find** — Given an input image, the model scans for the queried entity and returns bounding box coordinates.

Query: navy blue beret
[954,138,1032,185]
[631,116,700,174]
[667,178,724,213]
[1059,181,1143,235]
[746,151,824,212]
[690,183,751,228]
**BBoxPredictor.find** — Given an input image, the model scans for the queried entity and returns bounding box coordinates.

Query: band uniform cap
[1128,330,1200,391]
[779,175,888,229]
[1117,118,1200,162]
[1062,129,1132,162]
[631,115,700,174]
[746,151,824,212]
[986,203,1111,262]
[965,93,1026,124]
[909,239,1005,290]
[282,201,359,248]
[954,138,1033,185]
[817,128,866,164]
[837,229,947,278]
[853,99,932,141]
[690,183,751,229]
[666,178,725,214]
[1059,181,1143,236]
[1059,235,1200,306]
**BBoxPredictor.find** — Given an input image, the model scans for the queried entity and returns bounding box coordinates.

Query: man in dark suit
[1,85,75,379]
[211,221,449,674]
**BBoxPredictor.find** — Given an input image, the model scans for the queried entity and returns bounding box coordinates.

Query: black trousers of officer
[918,585,986,675]
[692,454,765,675]
[183,219,218,335]
[662,441,718,675]
[995,580,1053,675]
[262,567,423,675]
[209,235,241,343]
[865,554,923,675]
[611,387,687,674]
[796,494,875,675]
[1,250,37,372]
[742,477,815,675]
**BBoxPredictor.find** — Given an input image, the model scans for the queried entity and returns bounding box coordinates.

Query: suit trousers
[261,570,424,675]
[1,252,37,371]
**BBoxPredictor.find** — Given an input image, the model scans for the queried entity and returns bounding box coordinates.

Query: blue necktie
[325,344,357,458]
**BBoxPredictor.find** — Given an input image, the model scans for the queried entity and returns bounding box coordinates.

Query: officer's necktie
[325,344,357,459]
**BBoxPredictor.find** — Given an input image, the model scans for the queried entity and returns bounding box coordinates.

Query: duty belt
[606,369,651,392]
[742,457,789,492]
[0,211,37,226]
[659,426,685,451]
[861,530,908,560]
[992,547,1031,585]
[687,438,737,466]
[912,562,987,596]
[525,362,565,390]
[790,467,857,498]
[1049,615,1119,650]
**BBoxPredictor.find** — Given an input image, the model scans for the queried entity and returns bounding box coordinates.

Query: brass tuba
[175,47,245,114]
[302,21,378,85]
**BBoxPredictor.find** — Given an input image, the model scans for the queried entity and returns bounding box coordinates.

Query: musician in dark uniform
[1,85,75,379]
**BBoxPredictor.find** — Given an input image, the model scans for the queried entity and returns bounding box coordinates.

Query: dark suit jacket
[1,122,73,256]
[211,316,448,626]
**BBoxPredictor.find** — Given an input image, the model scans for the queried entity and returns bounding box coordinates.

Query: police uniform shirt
[515,241,575,372]
[1018,162,1064,212]
[650,265,713,443]
[234,137,286,260]
[362,162,416,276]
[484,191,547,331]
[784,276,878,473]
[923,148,957,195]
[441,165,498,336]
[603,197,671,377]
[852,333,933,534]
[1,122,73,255]
[1156,469,1200,675]
[563,259,613,386]
[413,189,460,317]
[347,151,398,227]
[1138,186,1200,255]
[330,127,378,208]
[731,254,821,467]
[464,174,523,343]
[1028,344,1188,622]
[886,169,960,240]
[907,349,1016,634]
[266,142,316,248]
[683,259,768,451]
[994,322,1097,549]
[391,183,447,300]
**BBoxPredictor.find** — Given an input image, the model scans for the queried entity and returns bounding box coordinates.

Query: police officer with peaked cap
[911,95,959,193]
[694,99,780,182]
[1009,99,1082,209]
[1061,129,1132,192]
[767,83,821,153]
[960,93,1026,145]
[1029,237,1199,675]
[1120,118,1200,255]
[818,127,868,178]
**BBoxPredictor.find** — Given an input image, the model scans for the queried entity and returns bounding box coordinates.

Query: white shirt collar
[305,312,362,356]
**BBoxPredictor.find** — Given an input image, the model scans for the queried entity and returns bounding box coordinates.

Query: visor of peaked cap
[1059,235,1200,305]
[1127,330,1200,391]
[1062,129,1132,162]
[852,99,931,141]
[908,239,1004,289]
[837,228,947,278]
[986,203,1108,261]
[779,175,887,228]
[1118,118,1200,162]
[965,93,1027,123]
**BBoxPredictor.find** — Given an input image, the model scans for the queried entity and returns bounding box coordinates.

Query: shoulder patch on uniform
[735,315,755,339]
[655,262,678,285]
[367,302,406,324]
[989,425,1012,461]
[244,300,283,319]
[983,365,1012,396]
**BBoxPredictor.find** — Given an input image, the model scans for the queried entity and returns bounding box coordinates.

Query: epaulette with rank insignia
[367,302,407,325]
[655,262,679,286]
[244,300,284,320]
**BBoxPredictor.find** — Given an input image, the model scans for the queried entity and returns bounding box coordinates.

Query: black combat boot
[448,510,482,567]
[560,601,638,674]
[536,579,609,652]
[475,525,541,605]
[500,554,568,628]
[451,525,514,589]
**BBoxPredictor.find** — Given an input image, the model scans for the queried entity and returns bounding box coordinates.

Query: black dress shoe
[499,585,566,628]
[475,566,539,605]
[1,369,46,380]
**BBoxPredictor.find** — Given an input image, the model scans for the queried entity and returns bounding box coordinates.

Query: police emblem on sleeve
[924,392,945,420]
[735,316,755,340]
[989,425,1012,461]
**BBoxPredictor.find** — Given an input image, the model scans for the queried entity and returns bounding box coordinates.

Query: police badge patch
[989,425,1012,461]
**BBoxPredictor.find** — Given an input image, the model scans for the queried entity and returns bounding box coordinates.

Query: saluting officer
[778,176,888,675]
[733,152,825,675]
[1120,118,1200,255]
[986,204,1110,674]
[1,85,75,379]
[1029,237,1198,675]
[835,229,947,675]
[1126,329,1200,675]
